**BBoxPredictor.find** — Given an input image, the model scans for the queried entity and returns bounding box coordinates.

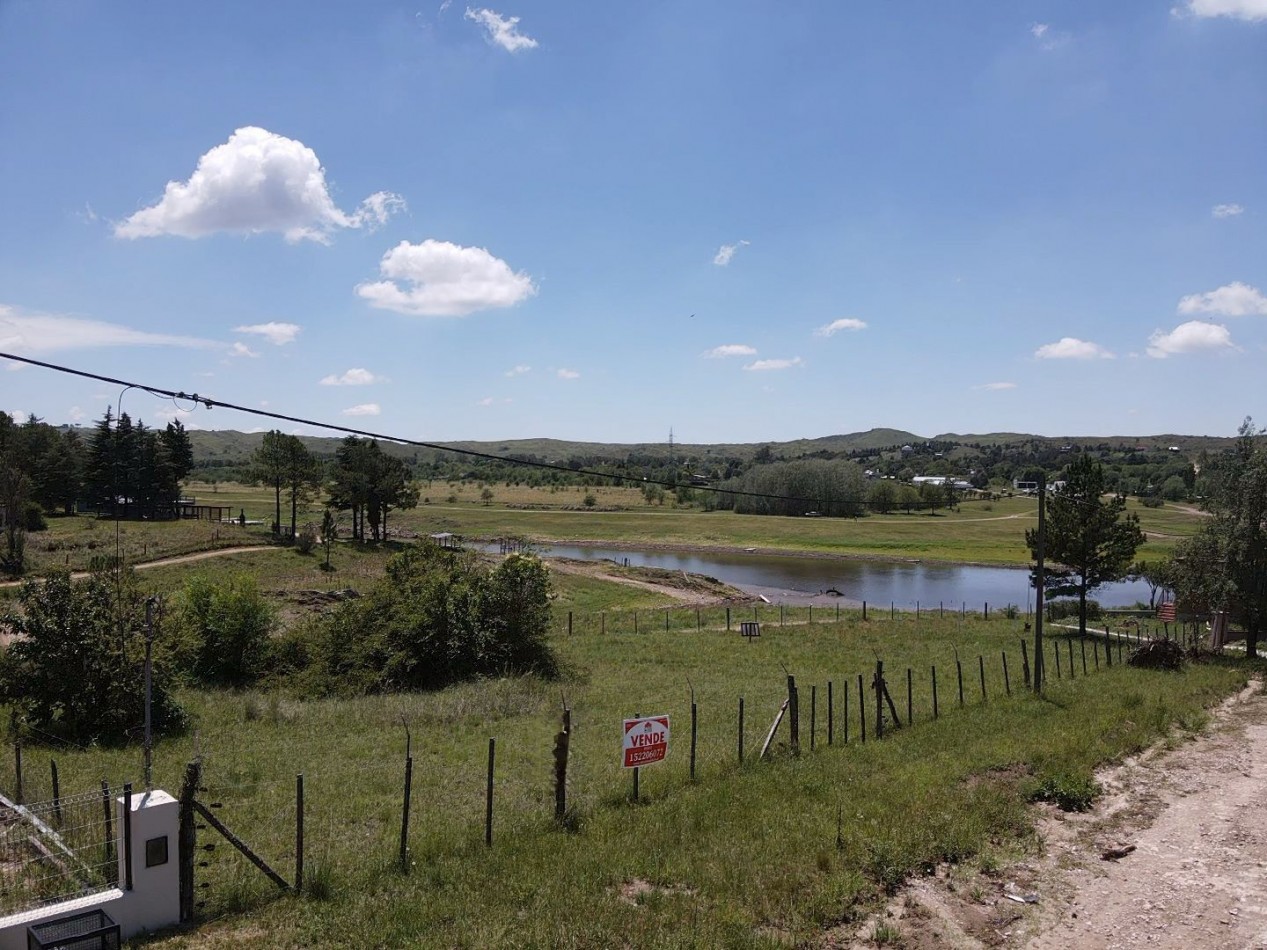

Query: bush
[1028,772,1100,812]
[1046,599,1102,621]
[170,574,275,687]
[22,501,46,532]
[295,522,318,555]
[291,544,558,696]
[583,493,597,508]
[0,571,188,745]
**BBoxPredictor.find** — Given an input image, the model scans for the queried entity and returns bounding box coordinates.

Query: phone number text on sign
[622,715,670,768]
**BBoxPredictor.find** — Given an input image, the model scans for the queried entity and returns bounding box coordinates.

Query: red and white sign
[622,715,670,769]
[1157,602,1177,623]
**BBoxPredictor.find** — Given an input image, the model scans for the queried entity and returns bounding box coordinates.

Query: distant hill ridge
[182,426,1236,467]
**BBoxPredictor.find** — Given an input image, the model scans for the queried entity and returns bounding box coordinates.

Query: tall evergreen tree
[1026,455,1145,636]
[251,430,288,535]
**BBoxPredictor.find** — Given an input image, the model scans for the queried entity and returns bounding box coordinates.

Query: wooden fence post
[827,682,834,745]
[400,754,414,869]
[177,760,201,921]
[14,736,22,806]
[858,674,866,744]
[690,699,698,780]
[956,656,964,708]
[51,759,61,825]
[978,655,986,702]
[787,676,800,754]
[874,661,884,741]
[554,708,571,824]
[567,611,573,636]
[862,601,867,621]
[803,685,814,750]
[1054,640,1061,679]
[295,774,304,892]
[1021,639,1031,687]
[1067,639,1075,678]
[486,738,496,845]
[738,698,745,764]
[101,779,116,886]
[1003,652,1010,696]
[932,666,939,719]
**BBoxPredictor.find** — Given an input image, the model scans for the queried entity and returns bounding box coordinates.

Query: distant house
[1012,479,1038,493]
[912,475,946,487]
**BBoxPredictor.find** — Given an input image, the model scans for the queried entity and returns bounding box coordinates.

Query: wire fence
[0,784,124,917]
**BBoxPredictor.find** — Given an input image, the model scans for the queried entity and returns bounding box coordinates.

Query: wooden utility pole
[1033,474,1046,693]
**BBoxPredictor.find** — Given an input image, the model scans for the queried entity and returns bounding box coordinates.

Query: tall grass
[0,617,1249,947]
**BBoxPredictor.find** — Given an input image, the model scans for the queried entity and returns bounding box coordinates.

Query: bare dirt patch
[834,678,1267,949]
[546,556,752,605]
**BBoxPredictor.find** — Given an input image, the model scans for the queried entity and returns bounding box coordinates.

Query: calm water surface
[530,543,1150,609]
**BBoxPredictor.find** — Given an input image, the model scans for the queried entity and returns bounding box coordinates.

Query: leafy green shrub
[291,544,558,696]
[294,522,318,555]
[0,571,188,745]
[170,574,275,687]
[1028,772,1100,812]
[22,501,46,532]
[1046,599,1102,621]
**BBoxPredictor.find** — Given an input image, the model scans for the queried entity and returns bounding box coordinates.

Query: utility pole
[144,597,155,789]
[1033,474,1046,693]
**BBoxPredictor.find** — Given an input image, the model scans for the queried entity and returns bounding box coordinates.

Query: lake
[529,543,1151,610]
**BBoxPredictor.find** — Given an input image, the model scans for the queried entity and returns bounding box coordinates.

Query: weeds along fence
[0,783,125,917]
[1,616,1200,922]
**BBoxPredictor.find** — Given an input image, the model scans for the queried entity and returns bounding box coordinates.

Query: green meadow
[3,613,1249,948]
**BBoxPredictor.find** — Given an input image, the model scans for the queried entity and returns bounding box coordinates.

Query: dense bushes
[280,545,559,696]
[0,571,188,745]
[712,459,868,517]
[170,574,275,687]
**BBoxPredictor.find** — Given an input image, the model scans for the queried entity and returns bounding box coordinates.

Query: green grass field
[2,615,1249,947]
[15,483,1205,584]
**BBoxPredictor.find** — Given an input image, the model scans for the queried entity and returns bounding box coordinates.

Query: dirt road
[0,545,273,589]
[844,679,1267,949]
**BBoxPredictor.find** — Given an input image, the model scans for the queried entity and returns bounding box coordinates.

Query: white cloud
[233,321,301,346]
[1031,23,1049,38]
[974,382,1017,391]
[1182,0,1267,20]
[477,396,495,406]
[228,342,259,359]
[702,344,757,359]
[814,318,868,337]
[556,368,580,379]
[1177,281,1267,317]
[320,368,385,386]
[341,403,382,417]
[1034,337,1115,360]
[504,364,531,377]
[356,239,536,317]
[465,8,538,51]
[1146,321,1235,358]
[7,410,28,424]
[115,127,404,243]
[0,304,218,354]
[713,240,750,267]
[1212,203,1245,218]
[744,357,803,371]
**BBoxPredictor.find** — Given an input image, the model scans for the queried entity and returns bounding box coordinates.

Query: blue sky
[1,0,1264,444]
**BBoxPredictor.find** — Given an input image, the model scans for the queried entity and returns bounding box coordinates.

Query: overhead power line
[0,351,991,512]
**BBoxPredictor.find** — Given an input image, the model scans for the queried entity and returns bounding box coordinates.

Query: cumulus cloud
[504,364,531,377]
[744,357,803,371]
[974,382,1017,391]
[1182,0,1267,20]
[234,322,300,345]
[713,240,750,267]
[228,341,259,358]
[1177,281,1267,317]
[356,239,536,317]
[320,368,384,386]
[115,127,404,243]
[1146,321,1235,358]
[556,368,580,379]
[341,403,382,417]
[814,318,868,337]
[1212,203,1245,218]
[465,8,538,51]
[0,304,218,354]
[1034,337,1115,360]
[702,344,757,359]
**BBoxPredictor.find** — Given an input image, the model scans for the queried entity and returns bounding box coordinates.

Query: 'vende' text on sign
[622,715,670,768]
